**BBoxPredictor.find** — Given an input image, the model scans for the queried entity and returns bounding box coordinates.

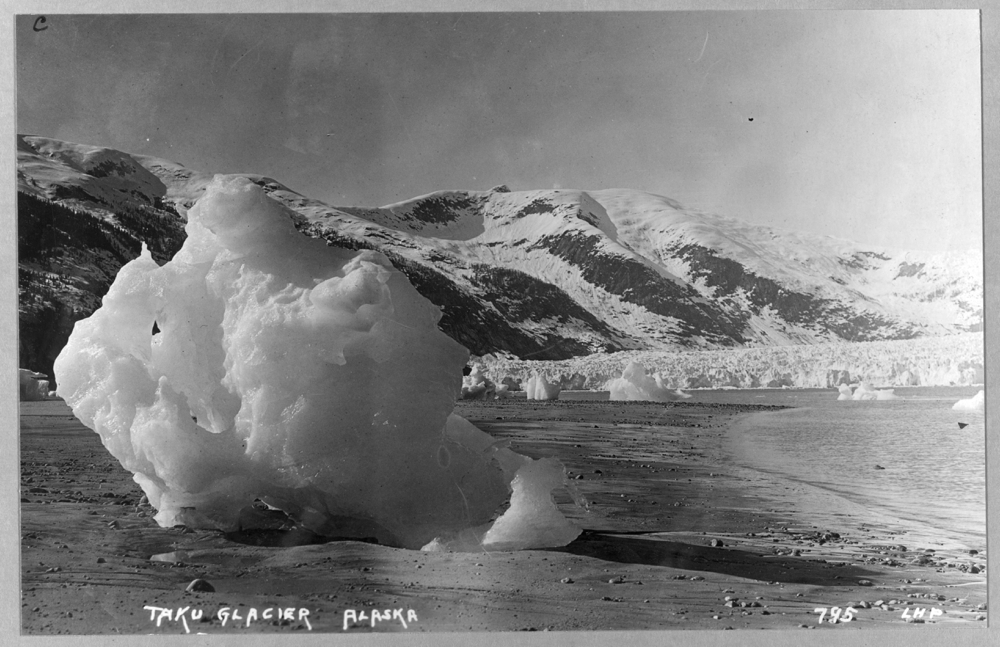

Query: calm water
[693,387,987,549]
[551,387,985,547]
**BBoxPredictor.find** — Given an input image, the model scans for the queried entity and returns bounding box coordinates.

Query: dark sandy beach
[19,398,987,635]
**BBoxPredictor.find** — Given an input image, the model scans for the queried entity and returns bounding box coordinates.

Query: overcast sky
[16,11,981,252]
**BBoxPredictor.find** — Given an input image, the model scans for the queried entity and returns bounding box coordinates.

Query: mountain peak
[17,136,983,387]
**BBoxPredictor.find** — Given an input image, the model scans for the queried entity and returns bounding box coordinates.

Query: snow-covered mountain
[17,135,982,386]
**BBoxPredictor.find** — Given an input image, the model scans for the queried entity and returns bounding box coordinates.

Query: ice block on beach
[54,175,580,551]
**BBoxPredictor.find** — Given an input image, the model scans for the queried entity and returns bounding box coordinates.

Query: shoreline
[19,398,987,634]
[720,399,987,553]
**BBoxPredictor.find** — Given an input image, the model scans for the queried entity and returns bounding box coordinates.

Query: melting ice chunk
[480,457,582,550]
[460,363,496,400]
[461,364,513,400]
[53,175,580,551]
[849,382,903,401]
[952,390,985,412]
[607,361,690,402]
[19,368,50,401]
[524,373,561,400]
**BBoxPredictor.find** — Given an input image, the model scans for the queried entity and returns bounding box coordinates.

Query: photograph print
[13,7,987,639]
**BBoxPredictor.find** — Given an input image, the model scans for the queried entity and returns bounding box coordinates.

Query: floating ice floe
[607,361,691,402]
[525,373,561,400]
[836,383,853,400]
[846,382,903,401]
[952,390,985,412]
[53,175,581,551]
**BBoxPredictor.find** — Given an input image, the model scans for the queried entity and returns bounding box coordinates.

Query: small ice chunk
[851,382,902,401]
[19,369,50,401]
[851,382,877,400]
[952,390,985,412]
[149,551,189,564]
[480,457,581,550]
[607,362,689,402]
[837,384,853,400]
[525,373,561,400]
[460,364,496,400]
[460,364,514,400]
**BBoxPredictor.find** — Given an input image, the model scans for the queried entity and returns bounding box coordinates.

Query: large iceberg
[607,362,691,402]
[53,176,580,551]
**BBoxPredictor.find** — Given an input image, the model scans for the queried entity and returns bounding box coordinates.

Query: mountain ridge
[16,135,982,385]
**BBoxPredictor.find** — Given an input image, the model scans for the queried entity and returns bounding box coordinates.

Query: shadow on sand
[554,530,878,585]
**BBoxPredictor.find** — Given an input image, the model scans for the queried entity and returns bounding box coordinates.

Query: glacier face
[17,135,983,384]
[481,333,984,391]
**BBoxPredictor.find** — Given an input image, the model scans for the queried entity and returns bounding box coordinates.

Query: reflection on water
[695,387,985,548]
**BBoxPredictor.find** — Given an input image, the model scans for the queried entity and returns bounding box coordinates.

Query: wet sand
[20,398,987,635]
